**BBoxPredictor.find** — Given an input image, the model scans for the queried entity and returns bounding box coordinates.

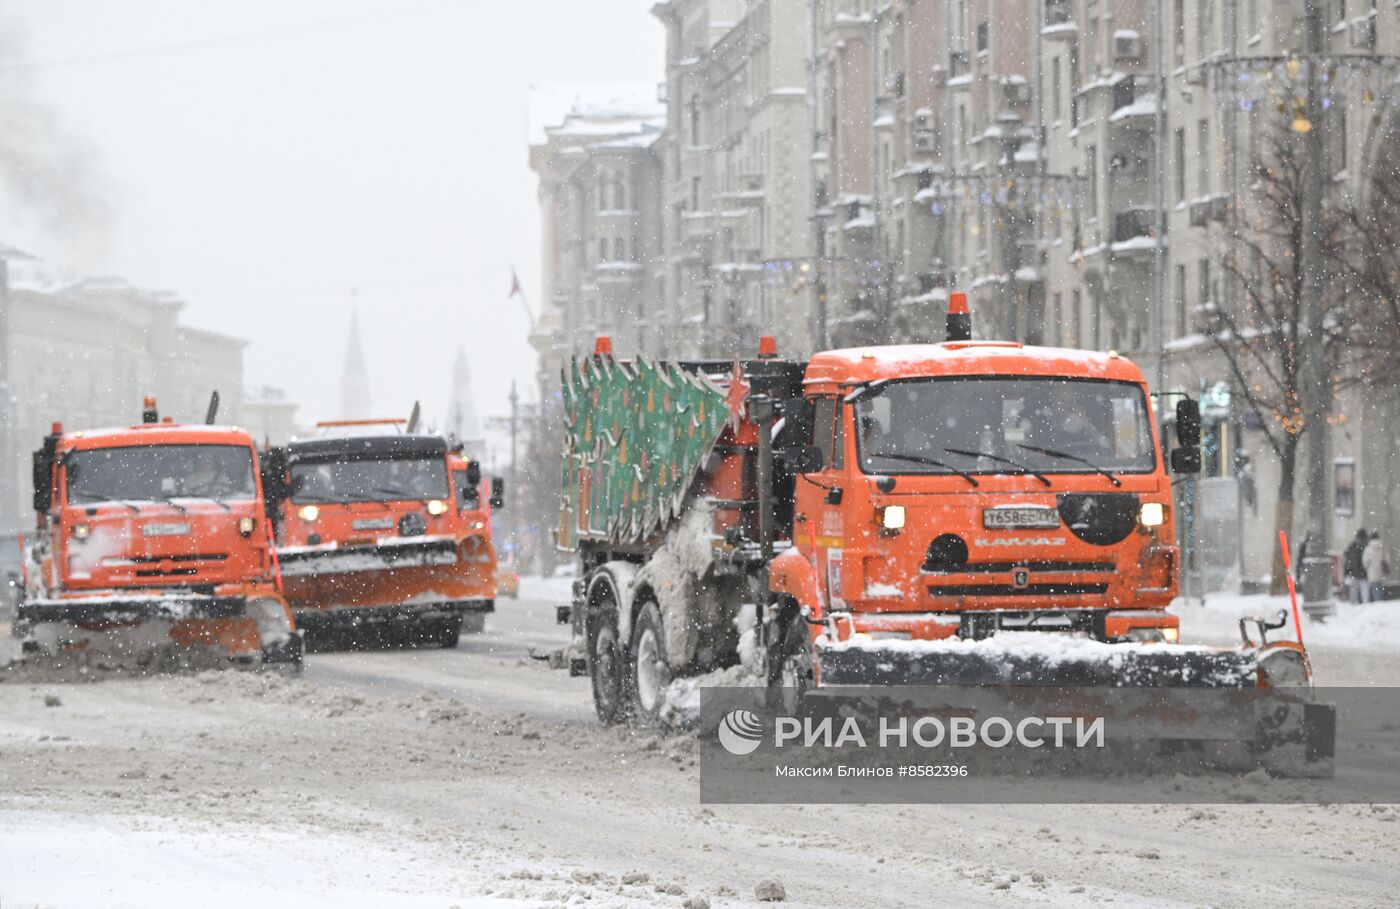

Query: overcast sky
[0,0,664,427]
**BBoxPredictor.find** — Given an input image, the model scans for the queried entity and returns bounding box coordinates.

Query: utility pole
[0,255,12,535]
[508,380,519,563]
[808,0,828,350]
[1298,0,1335,616]
[1152,0,1166,399]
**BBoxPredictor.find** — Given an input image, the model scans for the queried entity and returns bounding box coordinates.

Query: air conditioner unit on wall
[1189,200,1212,227]
[913,132,937,153]
[1113,33,1143,61]
[1351,17,1376,50]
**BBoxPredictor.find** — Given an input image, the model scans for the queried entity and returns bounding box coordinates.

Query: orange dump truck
[265,424,500,648]
[16,397,302,669]
[553,295,1330,765]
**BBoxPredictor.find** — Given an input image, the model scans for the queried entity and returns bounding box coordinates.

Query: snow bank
[1172,593,1400,650]
[519,570,576,604]
[0,810,516,909]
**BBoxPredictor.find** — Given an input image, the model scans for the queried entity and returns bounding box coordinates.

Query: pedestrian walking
[1362,531,1385,603]
[1344,528,1369,604]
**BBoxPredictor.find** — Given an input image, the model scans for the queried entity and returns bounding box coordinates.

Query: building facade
[0,262,249,533]
[532,0,1400,589]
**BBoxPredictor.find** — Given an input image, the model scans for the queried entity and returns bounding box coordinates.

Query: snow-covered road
[2,581,1398,908]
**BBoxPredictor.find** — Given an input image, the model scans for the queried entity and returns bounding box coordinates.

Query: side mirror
[1176,398,1202,447]
[31,449,53,513]
[489,477,506,510]
[466,460,483,488]
[1170,446,1202,474]
[793,445,825,474]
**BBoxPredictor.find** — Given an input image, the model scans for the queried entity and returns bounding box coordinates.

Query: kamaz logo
[974,537,1066,548]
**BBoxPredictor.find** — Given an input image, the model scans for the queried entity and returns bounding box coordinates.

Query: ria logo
[717,709,765,755]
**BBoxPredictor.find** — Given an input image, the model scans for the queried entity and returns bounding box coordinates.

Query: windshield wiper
[942,448,1052,488]
[1015,444,1123,487]
[172,496,232,512]
[71,492,144,513]
[158,497,188,515]
[866,451,979,487]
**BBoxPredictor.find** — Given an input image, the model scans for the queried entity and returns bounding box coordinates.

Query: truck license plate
[352,518,395,531]
[983,507,1059,529]
[141,522,191,537]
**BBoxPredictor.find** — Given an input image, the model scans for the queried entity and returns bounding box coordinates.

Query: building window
[691,176,701,211]
[598,171,609,212]
[1051,58,1062,121]
[1196,0,1210,58]
[1086,145,1098,217]
[1175,264,1188,335]
[631,236,641,262]
[690,94,701,146]
[614,176,627,211]
[1199,258,1211,309]
[1174,128,1186,203]
[1051,292,1063,346]
[599,239,608,263]
[1071,288,1082,347]
[1197,119,1209,197]
[614,238,626,261]
[1173,0,1185,65]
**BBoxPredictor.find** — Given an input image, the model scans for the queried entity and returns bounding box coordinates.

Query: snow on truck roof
[803,341,1144,388]
[57,424,257,450]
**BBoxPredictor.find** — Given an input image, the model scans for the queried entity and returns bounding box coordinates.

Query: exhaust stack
[142,396,159,424]
[946,291,972,342]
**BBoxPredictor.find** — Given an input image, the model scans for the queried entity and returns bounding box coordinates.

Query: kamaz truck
[16,396,302,670]
[553,295,1331,768]
[265,422,501,648]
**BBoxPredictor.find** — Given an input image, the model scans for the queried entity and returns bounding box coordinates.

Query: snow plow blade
[816,641,1260,688]
[17,594,246,625]
[276,537,460,577]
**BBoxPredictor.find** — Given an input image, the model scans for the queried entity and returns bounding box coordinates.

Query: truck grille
[922,561,1115,575]
[926,583,1110,597]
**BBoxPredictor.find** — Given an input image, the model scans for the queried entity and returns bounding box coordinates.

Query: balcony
[1043,0,1075,38]
[1110,209,1166,253]
[1109,75,1160,122]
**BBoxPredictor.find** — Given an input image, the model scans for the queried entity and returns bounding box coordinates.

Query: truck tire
[460,613,486,635]
[425,616,462,649]
[588,584,627,725]
[626,599,672,725]
[767,615,813,714]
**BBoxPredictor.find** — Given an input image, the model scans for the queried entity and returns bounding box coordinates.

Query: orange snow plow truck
[552,295,1333,769]
[263,422,501,648]
[15,396,303,669]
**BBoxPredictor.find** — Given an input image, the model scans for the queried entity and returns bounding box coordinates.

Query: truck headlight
[238,516,255,537]
[1139,502,1165,526]
[73,523,91,540]
[299,505,319,522]
[881,505,906,531]
[427,499,448,516]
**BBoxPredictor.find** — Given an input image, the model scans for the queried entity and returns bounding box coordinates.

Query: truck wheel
[460,613,486,635]
[627,600,672,725]
[767,616,813,714]
[588,587,626,725]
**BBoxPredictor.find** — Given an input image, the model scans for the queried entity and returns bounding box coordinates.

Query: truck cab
[784,342,1182,646]
[18,398,300,667]
[267,426,498,646]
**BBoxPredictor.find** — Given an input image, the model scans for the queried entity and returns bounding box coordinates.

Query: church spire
[339,304,372,418]
[448,343,483,452]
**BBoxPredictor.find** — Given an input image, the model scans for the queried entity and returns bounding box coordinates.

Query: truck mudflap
[16,594,247,626]
[815,638,1260,688]
[276,537,460,577]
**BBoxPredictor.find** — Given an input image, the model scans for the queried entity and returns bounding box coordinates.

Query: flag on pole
[509,268,523,299]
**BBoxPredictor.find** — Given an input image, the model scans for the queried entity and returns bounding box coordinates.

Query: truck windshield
[290,457,449,504]
[854,377,1156,476]
[66,444,257,504]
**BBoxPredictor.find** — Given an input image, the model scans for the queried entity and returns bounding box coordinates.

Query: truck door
[796,397,847,609]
